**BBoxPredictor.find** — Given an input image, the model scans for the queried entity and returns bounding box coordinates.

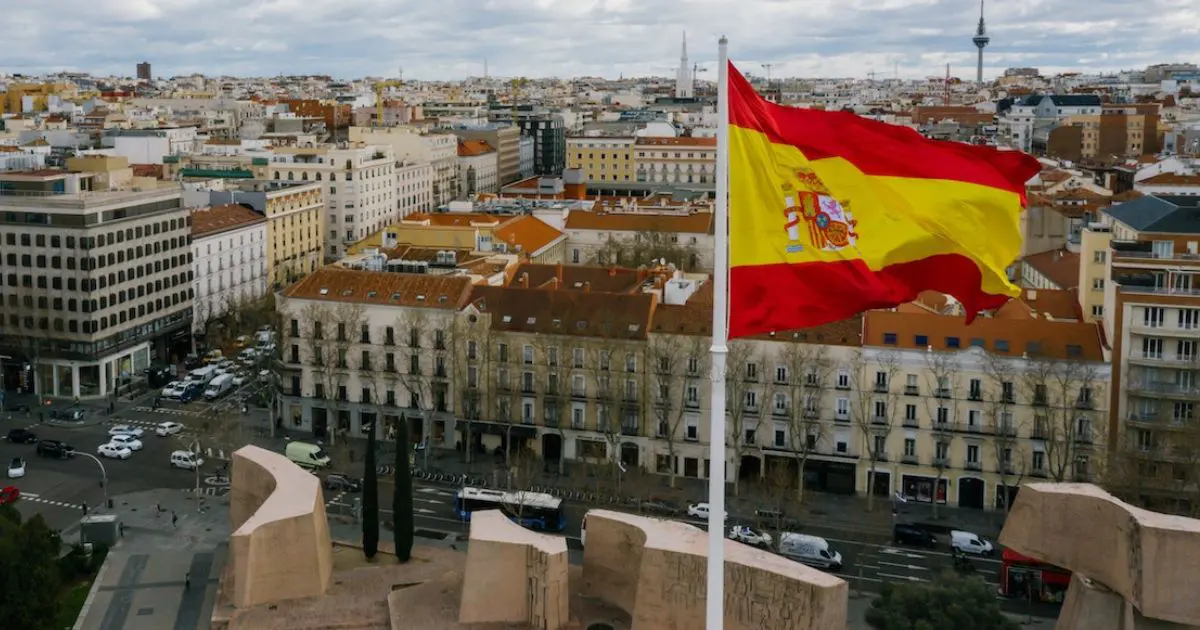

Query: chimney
[583,282,591,292]
[519,273,529,288]
[609,266,618,277]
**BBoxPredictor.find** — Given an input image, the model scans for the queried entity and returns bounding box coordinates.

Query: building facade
[190,204,269,332]
[395,160,434,218]
[633,137,716,188]
[456,140,499,198]
[566,137,635,184]
[0,172,192,398]
[206,181,325,290]
[268,145,395,261]
[348,126,458,208]
[450,124,521,185]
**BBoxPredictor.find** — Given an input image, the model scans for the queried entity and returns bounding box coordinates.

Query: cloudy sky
[4,0,1198,81]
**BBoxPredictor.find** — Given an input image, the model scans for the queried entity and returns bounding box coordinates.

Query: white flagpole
[705,34,729,630]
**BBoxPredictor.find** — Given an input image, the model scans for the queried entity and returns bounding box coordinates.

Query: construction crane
[761,63,776,85]
[373,78,404,126]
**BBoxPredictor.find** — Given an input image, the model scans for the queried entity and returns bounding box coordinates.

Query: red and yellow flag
[727,62,1041,339]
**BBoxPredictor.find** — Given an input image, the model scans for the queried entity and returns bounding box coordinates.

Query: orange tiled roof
[283,267,475,309]
[468,285,656,340]
[1021,248,1080,290]
[492,215,563,255]
[191,204,265,238]
[564,210,713,234]
[862,309,1104,361]
[1111,190,1145,202]
[1139,173,1200,186]
[400,212,501,228]
[513,264,647,294]
[457,139,494,157]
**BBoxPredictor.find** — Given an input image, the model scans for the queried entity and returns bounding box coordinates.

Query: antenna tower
[944,63,951,105]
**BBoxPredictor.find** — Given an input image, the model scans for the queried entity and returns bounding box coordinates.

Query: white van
[951,530,994,556]
[580,513,587,547]
[778,533,843,570]
[187,365,218,386]
[286,441,331,469]
[170,450,204,470]
[204,373,234,400]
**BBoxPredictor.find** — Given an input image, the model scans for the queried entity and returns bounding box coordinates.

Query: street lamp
[74,452,109,511]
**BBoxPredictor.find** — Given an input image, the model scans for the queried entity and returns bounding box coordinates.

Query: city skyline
[3,0,1197,81]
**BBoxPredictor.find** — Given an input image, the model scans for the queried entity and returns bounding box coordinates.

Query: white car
[7,457,26,479]
[108,425,145,438]
[728,525,772,547]
[231,373,248,386]
[687,503,727,521]
[108,434,143,451]
[98,443,132,460]
[155,421,183,437]
[160,380,183,398]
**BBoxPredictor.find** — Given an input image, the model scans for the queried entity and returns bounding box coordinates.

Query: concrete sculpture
[580,509,848,630]
[458,510,570,629]
[1000,482,1200,629]
[227,445,333,608]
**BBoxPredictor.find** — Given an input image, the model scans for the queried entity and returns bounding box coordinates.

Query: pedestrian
[184,571,191,590]
[155,502,162,514]
[81,501,88,515]
[171,511,178,528]
[119,522,125,537]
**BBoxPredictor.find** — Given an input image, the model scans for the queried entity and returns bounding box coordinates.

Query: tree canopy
[865,572,1019,630]
[0,505,64,630]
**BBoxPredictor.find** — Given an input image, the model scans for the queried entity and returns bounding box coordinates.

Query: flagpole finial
[719,35,727,44]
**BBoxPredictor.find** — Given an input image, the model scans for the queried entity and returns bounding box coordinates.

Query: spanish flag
[727,62,1041,339]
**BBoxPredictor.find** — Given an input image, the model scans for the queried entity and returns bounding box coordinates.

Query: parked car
[108,434,143,451]
[728,525,772,547]
[893,523,938,548]
[0,485,19,505]
[687,502,727,521]
[36,439,75,459]
[950,530,994,556]
[5,428,38,444]
[7,457,26,479]
[323,474,362,492]
[108,425,145,438]
[155,421,184,437]
[231,373,248,387]
[98,443,132,460]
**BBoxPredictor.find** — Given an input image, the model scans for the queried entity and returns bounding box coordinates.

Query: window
[836,398,849,419]
[1144,307,1165,328]
[883,332,898,345]
[836,370,850,389]
[1142,337,1164,359]
[1180,309,1200,330]
[935,442,949,460]
[915,334,929,347]
[873,400,887,420]
[1092,278,1105,291]
[775,366,788,384]
[745,362,758,381]
[522,344,534,364]
[994,339,1010,352]
[966,444,979,464]
[946,336,961,349]
[968,378,982,400]
[903,438,916,456]
[1092,304,1104,317]
[1093,250,1106,263]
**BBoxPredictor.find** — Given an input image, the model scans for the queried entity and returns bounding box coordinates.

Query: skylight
[390,292,401,300]
[319,288,329,295]
[367,290,377,298]
[341,289,353,296]
[416,294,426,301]
[502,315,512,323]
[526,317,536,324]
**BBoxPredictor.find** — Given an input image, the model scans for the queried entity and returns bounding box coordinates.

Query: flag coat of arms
[725,61,1042,339]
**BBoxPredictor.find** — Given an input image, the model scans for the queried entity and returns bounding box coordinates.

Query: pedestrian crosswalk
[132,406,198,417]
[202,447,229,461]
[182,487,228,497]
[19,492,84,511]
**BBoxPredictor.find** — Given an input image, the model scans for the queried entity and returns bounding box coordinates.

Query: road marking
[878,561,928,571]
[417,508,436,514]
[203,447,228,461]
[415,498,443,506]
[326,491,346,509]
[824,536,1002,565]
[880,548,926,559]
[22,492,40,499]
[878,572,927,583]
[21,495,84,510]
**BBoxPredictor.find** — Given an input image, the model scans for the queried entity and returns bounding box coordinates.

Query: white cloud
[2,0,1195,79]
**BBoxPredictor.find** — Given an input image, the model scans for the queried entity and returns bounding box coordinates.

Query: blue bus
[453,487,567,532]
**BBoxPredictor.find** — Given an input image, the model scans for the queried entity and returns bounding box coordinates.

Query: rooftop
[1138,173,1200,186]
[191,203,265,238]
[564,209,713,234]
[468,285,656,340]
[1106,194,1200,234]
[634,136,717,147]
[863,309,1105,361]
[456,139,494,157]
[282,267,475,309]
[491,215,564,255]
[1022,248,1081,290]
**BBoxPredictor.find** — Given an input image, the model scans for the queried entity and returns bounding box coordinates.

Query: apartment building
[633,137,716,188]
[354,213,566,265]
[268,144,395,261]
[190,204,268,332]
[566,137,636,184]
[450,124,521,185]
[163,153,272,181]
[456,140,499,198]
[275,267,475,445]
[348,126,459,207]
[395,160,434,218]
[205,180,325,289]
[0,172,192,398]
[563,209,714,271]
[999,94,1102,154]
[1092,194,1200,514]
[1047,104,1161,162]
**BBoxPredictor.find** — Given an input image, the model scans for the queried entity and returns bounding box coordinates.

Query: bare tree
[1024,355,1103,482]
[723,341,755,497]
[591,341,628,477]
[452,313,492,466]
[920,351,962,519]
[757,459,795,553]
[394,308,439,469]
[491,338,519,464]
[780,342,832,504]
[531,337,571,476]
[592,230,702,271]
[849,349,901,512]
[981,353,1024,512]
[300,303,339,439]
[647,334,706,488]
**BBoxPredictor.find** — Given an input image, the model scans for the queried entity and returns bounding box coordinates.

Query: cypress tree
[393,414,414,561]
[362,422,379,559]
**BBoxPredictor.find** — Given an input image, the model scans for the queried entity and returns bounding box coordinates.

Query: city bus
[998,549,1070,604]
[452,487,506,521]
[501,490,567,532]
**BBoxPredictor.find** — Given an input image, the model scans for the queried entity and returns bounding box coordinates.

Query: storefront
[1000,549,1070,603]
[34,344,151,399]
[901,474,948,504]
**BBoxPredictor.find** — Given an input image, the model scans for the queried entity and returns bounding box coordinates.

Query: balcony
[685,398,700,409]
[1127,381,1200,399]
[773,406,790,417]
[932,457,949,468]
[1128,352,1200,369]
[968,391,983,402]
[964,423,985,435]
[621,424,639,437]
[904,385,920,396]
[1111,246,1200,264]
[545,417,560,428]
[935,388,952,399]
[932,420,959,433]
[1030,468,1048,478]
[991,423,1018,438]
[1075,399,1094,410]
[871,415,888,425]
[802,409,819,420]
[874,383,889,393]
[521,385,536,395]
[179,167,254,178]
[902,418,919,429]
[901,454,920,465]
[1075,432,1095,445]
[964,461,982,471]
[834,414,850,423]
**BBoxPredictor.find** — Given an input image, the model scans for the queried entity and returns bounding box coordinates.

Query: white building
[396,160,435,218]
[456,139,499,197]
[190,204,269,332]
[106,127,201,163]
[348,127,459,207]
[268,144,397,261]
[0,148,46,172]
[518,135,535,179]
